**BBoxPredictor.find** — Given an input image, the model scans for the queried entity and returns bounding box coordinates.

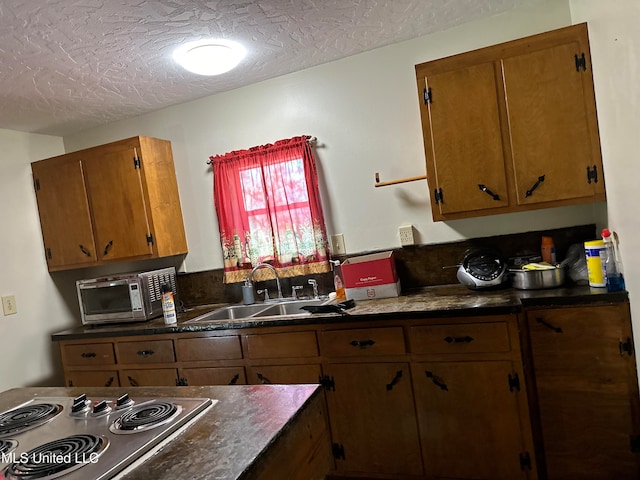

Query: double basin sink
[185,298,333,323]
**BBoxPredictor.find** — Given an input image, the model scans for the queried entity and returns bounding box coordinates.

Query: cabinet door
[66,370,119,388]
[31,155,96,269]
[419,61,509,217]
[80,139,153,261]
[413,360,528,479]
[324,362,423,477]
[527,305,640,479]
[247,364,321,385]
[503,41,604,205]
[121,368,178,386]
[181,366,247,386]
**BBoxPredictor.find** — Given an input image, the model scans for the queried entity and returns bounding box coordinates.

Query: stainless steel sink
[254,299,328,317]
[185,298,332,323]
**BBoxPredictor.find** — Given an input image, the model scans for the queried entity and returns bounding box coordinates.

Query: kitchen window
[209,135,331,283]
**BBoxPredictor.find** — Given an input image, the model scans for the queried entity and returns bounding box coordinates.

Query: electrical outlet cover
[399,225,415,246]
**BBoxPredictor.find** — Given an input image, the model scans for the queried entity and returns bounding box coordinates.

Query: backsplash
[176,224,597,307]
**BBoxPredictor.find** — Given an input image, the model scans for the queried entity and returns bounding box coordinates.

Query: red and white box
[341,251,401,301]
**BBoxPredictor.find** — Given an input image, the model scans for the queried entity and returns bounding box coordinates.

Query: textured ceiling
[0,0,544,137]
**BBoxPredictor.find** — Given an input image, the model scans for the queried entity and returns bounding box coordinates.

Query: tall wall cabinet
[31,136,187,271]
[415,23,605,221]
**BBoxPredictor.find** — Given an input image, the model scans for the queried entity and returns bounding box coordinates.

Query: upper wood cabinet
[415,23,605,221]
[31,136,187,271]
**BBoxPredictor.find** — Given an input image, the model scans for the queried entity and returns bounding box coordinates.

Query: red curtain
[210,135,331,283]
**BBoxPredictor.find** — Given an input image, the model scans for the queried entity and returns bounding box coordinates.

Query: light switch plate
[2,295,17,316]
[331,234,346,254]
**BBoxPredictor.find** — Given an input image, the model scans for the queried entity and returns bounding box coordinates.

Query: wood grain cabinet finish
[175,336,243,362]
[319,327,406,357]
[116,339,175,364]
[415,23,604,221]
[66,370,119,388]
[244,331,319,359]
[60,342,115,366]
[525,303,640,479]
[410,316,536,480]
[31,136,187,271]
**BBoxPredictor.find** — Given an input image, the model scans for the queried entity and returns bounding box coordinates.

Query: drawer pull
[535,318,563,333]
[80,352,96,358]
[127,376,139,387]
[350,339,376,348]
[444,336,474,344]
[104,377,114,387]
[256,373,272,384]
[386,370,403,391]
[137,350,155,357]
[175,377,188,386]
[425,371,448,391]
[228,374,240,385]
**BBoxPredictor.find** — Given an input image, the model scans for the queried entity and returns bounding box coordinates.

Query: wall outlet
[399,225,415,246]
[331,234,346,254]
[2,295,17,316]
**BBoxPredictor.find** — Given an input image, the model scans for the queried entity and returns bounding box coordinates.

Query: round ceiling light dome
[173,39,246,76]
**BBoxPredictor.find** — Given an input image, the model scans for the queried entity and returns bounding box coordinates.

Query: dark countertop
[0,384,322,480]
[52,284,628,341]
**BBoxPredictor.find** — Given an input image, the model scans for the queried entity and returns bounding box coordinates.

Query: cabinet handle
[620,337,634,357]
[477,184,500,201]
[228,374,240,385]
[103,240,113,256]
[525,175,545,197]
[176,377,188,386]
[586,165,599,184]
[256,373,272,384]
[386,370,403,391]
[80,352,96,358]
[104,377,114,387]
[425,371,448,391]
[127,376,139,387]
[444,336,474,344]
[350,339,376,348]
[137,350,155,357]
[535,317,563,333]
[78,245,92,257]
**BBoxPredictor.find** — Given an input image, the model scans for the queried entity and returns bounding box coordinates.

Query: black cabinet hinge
[34,178,41,191]
[508,373,520,392]
[319,375,335,391]
[146,234,154,245]
[332,443,345,460]
[586,165,599,184]
[620,337,634,357]
[631,435,640,453]
[423,87,433,104]
[519,451,532,470]
[46,247,52,260]
[433,187,444,204]
[575,52,587,72]
[134,156,141,169]
[175,377,188,386]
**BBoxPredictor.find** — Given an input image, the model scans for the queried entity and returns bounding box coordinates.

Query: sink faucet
[308,279,319,299]
[247,263,283,301]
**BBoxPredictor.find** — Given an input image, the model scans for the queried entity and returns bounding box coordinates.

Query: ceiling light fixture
[173,39,246,76]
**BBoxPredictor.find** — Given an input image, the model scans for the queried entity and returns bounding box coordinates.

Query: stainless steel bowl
[509,267,565,290]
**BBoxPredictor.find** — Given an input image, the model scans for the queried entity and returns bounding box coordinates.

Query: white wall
[570,0,640,375]
[0,129,69,390]
[64,0,603,276]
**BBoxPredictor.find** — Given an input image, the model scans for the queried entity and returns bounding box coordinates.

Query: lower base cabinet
[525,303,640,480]
[413,360,532,479]
[247,364,321,385]
[323,362,423,477]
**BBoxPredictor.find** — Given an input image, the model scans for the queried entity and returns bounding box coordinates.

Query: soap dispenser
[242,279,255,305]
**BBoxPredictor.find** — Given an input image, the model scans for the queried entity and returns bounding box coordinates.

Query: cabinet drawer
[61,343,115,366]
[320,327,406,357]
[410,322,510,354]
[117,340,175,364]
[245,331,318,359]
[182,367,246,386]
[176,336,242,361]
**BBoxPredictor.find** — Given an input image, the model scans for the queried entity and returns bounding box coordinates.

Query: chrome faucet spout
[247,263,283,300]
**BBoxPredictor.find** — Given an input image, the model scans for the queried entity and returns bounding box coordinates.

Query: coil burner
[0,404,62,437]
[3,434,108,480]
